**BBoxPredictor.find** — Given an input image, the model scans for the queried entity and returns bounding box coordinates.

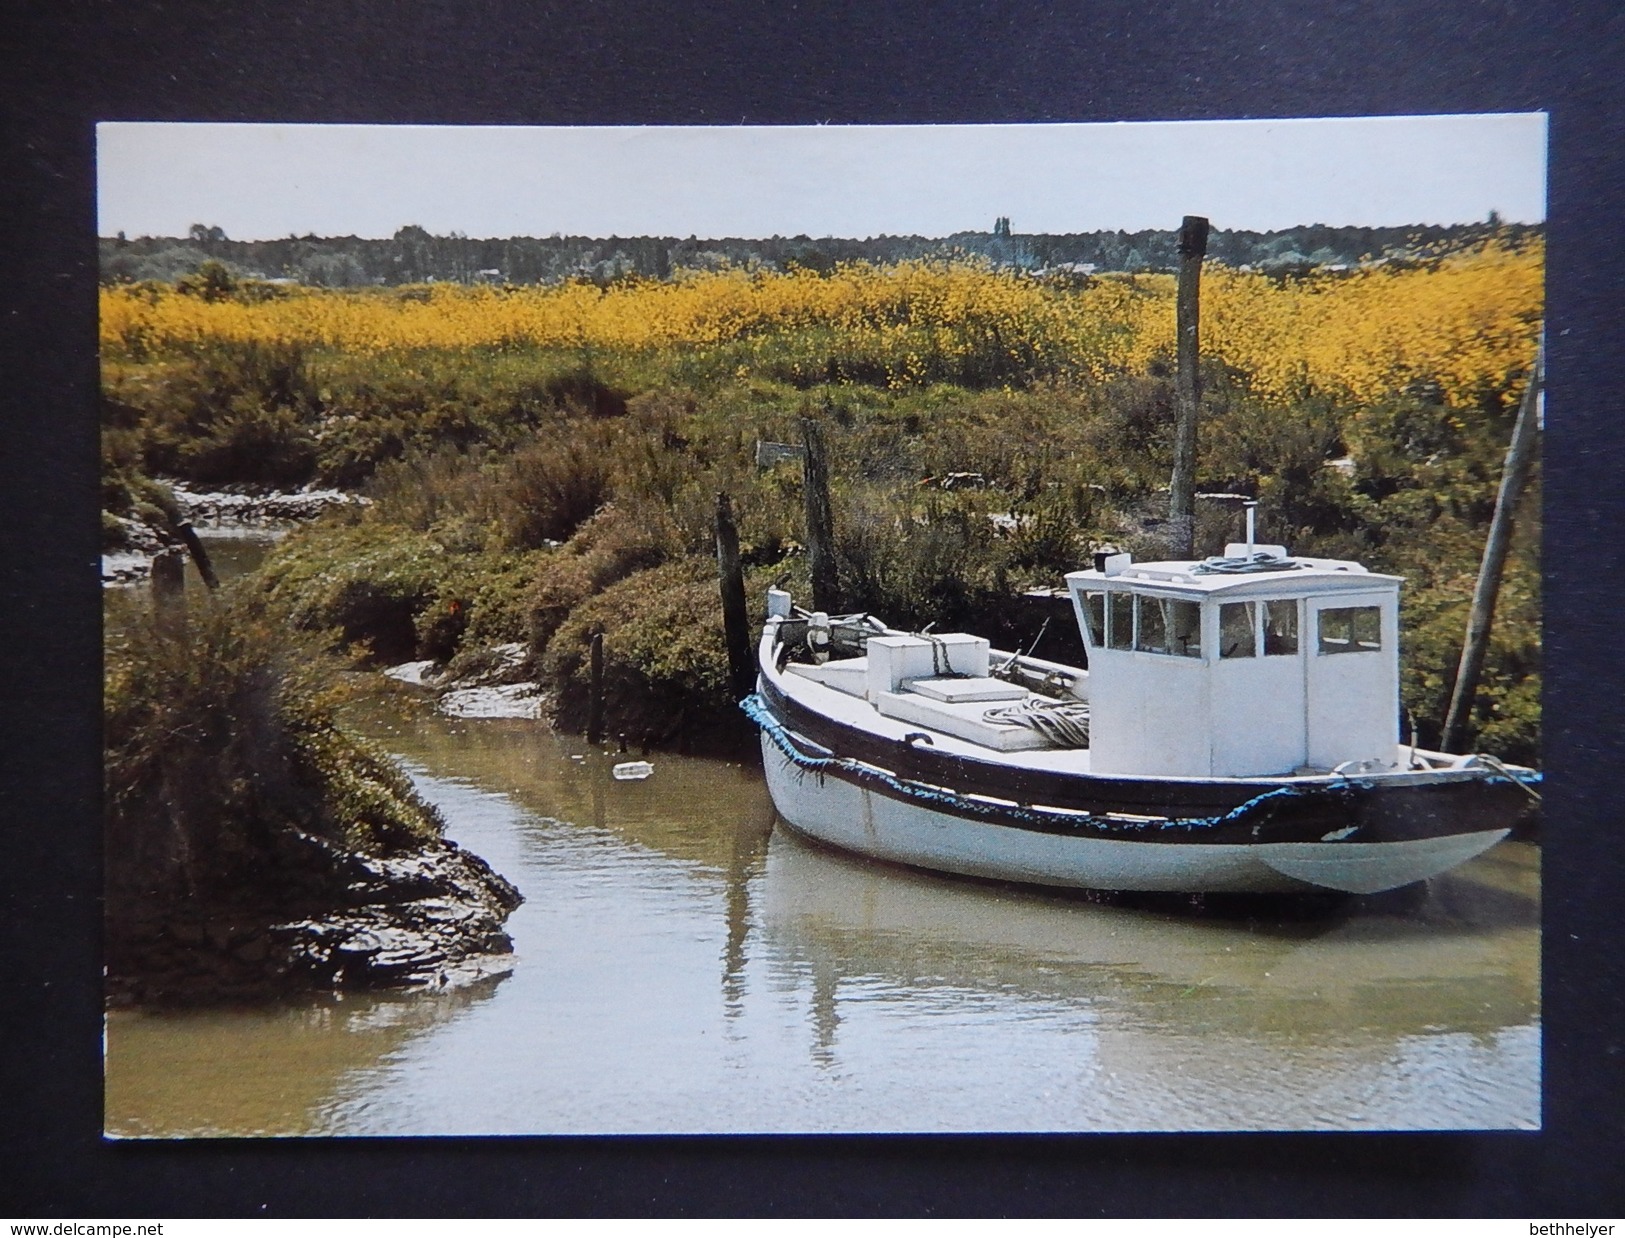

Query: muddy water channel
[103,538,1540,1135]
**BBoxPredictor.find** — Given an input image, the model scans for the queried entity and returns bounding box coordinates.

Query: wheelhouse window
[1108,592,1133,650]
[1135,595,1202,658]
[1264,599,1299,656]
[1081,591,1106,648]
[1318,605,1382,654]
[1219,602,1257,659]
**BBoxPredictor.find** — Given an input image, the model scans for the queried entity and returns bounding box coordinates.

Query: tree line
[99,218,1537,288]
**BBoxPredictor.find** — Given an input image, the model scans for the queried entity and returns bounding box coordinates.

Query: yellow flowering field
[100,240,1541,406]
[1202,242,1544,405]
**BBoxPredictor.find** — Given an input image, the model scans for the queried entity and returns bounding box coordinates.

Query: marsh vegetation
[103,235,1541,759]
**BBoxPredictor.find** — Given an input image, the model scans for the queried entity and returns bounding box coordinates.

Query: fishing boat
[744,528,1539,895]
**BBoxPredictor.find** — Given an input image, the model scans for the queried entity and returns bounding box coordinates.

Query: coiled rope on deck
[982,698,1092,748]
[1191,552,1301,575]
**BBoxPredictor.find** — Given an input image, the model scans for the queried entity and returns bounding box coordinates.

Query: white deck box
[864,633,989,703]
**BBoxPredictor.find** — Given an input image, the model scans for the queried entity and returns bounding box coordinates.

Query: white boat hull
[761,737,1509,895]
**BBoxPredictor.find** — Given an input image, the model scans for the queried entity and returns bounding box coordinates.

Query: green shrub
[174,259,238,303]
[134,339,323,486]
[104,588,443,930]
[258,507,566,671]
[102,509,135,550]
[523,504,675,656]
[361,446,502,536]
[1006,491,1085,575]
[835,486,1009,631]
[1390,513,1541,763]
[543,556,794,750]
[496,430,616,549]
[461,547,555,648]
[298,349,643,488]
[259,521,462,664]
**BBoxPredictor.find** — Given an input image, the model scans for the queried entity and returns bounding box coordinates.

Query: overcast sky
[97,114,1547,241]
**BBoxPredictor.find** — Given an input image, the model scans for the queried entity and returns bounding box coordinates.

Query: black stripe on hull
[756,677,1536,847]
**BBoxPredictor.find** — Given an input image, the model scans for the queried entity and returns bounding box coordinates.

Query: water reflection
[759,830,1537,1032]
[722,795,771,1025]
[753,828,1538,1129]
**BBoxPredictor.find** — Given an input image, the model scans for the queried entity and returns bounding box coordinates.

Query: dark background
[3,0,1621,1217]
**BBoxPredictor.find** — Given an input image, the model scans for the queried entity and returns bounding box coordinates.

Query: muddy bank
[102,483,367,585]
[171,483,369,527]
[107,830,521,1006]
[384,642,547,721]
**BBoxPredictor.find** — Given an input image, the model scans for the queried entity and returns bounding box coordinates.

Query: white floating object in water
[612,761,654,781]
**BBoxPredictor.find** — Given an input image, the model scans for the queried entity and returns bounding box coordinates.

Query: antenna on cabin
[1244,500,1257,560]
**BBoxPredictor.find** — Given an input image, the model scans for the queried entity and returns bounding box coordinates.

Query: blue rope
[739,693,1541,837]
[742,693,1299,835]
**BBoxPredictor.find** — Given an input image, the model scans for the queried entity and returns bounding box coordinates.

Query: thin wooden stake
[801,415,839,613]
[1169,215,1210,560]
[151,546,186,633]
[173,521,219,591]
[715,491,755,702]
[587,630,605,746]
[1442,345,1543,753]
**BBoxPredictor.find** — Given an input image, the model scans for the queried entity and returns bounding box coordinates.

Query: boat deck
[780,654,1099,773]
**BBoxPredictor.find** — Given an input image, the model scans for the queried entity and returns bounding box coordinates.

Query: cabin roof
[1065,556,1402,598]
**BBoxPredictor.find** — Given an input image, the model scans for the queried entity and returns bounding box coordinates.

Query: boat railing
[770,607,1087,700]
[988,648,1086,700]
[770,613,877,666]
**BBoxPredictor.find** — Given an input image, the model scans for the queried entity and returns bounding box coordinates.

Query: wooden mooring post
[1442,344,1543,753]
[715,491,755,702]
[173,521,219,591]
[587,631,606,746]
[1168,214,1210,560]
[800,415,839,613]
[151,546,187,632]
